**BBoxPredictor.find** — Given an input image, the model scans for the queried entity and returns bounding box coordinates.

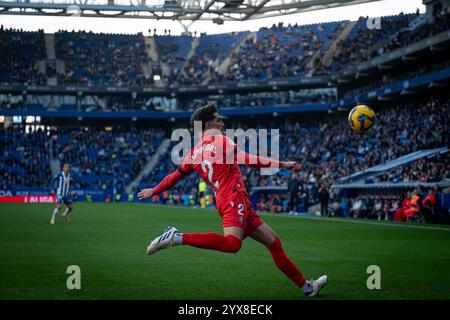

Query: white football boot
[303,275,328,297]
[146,226,180,255]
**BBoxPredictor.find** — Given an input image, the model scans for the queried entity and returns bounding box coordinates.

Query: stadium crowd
[185,89,336,112]
[0,126,51,190]
[2,11,449,88]
[247,98,448,190]
[371,152,449,184]
[329,13,416,73]
[0,27,46,85]
[0,126,165,192]
[383,9,450,54]
[209,22,346,83]
[330,9,450,74]
[340,185,446,223]
[165,32,248,85]
[55,31,153,86]
[339,61,450,100]
[53,127,165,191]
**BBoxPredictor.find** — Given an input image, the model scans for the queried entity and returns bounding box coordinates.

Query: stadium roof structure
[0,0,381,24]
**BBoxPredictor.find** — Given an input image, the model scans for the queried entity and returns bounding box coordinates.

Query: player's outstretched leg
[181,232,241,253]
[251,223,327,297]
[268,238,327,296]
[303,276,328,297]
[147,226,183,255]
[147,226,242,255]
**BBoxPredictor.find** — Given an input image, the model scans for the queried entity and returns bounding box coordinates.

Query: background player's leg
[181,226,244,253]
[63,204,73,216]
[250,223,306,288]
[62,203,73,222]
[50,204,62,224]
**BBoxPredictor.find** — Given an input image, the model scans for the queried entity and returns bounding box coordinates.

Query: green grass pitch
[1,202,450,299]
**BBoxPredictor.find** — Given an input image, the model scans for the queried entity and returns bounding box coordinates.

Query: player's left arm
[235,148,301,171]
[223,135,300,171]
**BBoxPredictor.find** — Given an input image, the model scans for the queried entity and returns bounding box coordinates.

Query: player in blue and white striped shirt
[49,163,74,224]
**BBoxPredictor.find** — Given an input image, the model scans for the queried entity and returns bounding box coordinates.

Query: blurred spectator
[287,172,301,214]
[422,187,438,223]
[350,197,365,218]
[318,185,330,217]
[394,191,412,221]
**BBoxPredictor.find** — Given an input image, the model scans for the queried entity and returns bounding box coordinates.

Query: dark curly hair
[190,104,219,129]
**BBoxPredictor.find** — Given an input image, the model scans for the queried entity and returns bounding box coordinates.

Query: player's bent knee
[224,235,242,253]
[268,237,283,252]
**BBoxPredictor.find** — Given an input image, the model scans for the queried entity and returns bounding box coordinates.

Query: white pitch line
[261,213,450,232]
[139,203,450,232]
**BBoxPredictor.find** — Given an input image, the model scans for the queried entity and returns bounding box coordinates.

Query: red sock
[182,233,241,253]
[268,237,306,288]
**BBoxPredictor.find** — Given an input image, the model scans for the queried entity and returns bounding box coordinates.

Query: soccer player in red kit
[138,104,327,297]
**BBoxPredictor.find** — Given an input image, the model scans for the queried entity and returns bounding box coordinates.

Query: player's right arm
[138,169,185,200]
[49,174,58,195]
[138,154,194,200]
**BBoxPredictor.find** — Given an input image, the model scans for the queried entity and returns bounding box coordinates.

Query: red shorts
[216,191,264,237]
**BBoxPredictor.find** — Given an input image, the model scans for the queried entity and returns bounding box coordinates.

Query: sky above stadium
[0,0,425,35]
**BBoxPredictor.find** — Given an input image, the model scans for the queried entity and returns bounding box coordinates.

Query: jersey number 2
[201,160,219,190]
[237,204,244,216]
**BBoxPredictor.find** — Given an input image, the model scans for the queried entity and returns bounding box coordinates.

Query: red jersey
[423,193,436,208]
[151,133,281,207]
[178,134,247,200]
